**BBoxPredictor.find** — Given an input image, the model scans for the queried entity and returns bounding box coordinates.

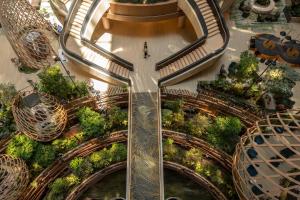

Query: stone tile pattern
[128,92,162,200]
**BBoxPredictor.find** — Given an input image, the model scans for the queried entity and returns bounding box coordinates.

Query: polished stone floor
[128,92,163,200]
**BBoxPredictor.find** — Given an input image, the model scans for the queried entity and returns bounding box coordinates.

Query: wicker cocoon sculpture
[0,154,29,200]
[0,0,56,69]
[12,91,67,142]
[233,109,300,200]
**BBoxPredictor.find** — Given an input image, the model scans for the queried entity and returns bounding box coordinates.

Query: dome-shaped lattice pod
[21,30,51,60]
[233,109,300,200]
[0,154,29,200]
[0,0,56,69]
[12,91,67,142]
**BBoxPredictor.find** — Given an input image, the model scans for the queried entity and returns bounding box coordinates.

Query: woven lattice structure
[0,154,30,200]
[12,91,67,142]
[0,0,56,69]
[233,109,300,200]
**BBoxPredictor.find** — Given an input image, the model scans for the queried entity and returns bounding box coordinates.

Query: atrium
[0,0,299,199]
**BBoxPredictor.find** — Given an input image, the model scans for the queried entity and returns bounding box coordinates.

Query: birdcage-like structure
[0,0,56,69]
[233,109,300,200]
[0,154,30,200]
[12,90,67,142]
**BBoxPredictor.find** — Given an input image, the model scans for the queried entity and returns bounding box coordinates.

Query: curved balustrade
[20,131,128,200]
[156,0,230,86]
[163,130,232,171]
[164,161,228,200]
[161,88,261,126]
[66,161,228,200]
[60,0,133,86]
[15,129,232,200]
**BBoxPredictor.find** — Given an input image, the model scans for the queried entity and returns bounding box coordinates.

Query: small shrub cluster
[163,139,237,199]
[6,105,128,179]
[0,83,17,138]
[198,51,300,110]
[46,143,127,200]
[37,65,89,101]
[6,135,57,176]
[77,106,128,138]
[162,100,243,154]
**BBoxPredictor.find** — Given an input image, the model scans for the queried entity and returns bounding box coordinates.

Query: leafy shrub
[77,107,105,138]
[163,138,180,162]
[183,148,203,167]
[162,109,173,128]
[6,135,38,161]
[206,116,242,153]
[0,83,17,138]
[106,106,128,131]
[69,157,93,177]
[108,143,127,162]
[163,100,183,113]
[33,144,56,168]
[46,174,80,200]
[52,137,79,153]
[89,148,110,169]
[38,65,88,101]
[186,113,210,137]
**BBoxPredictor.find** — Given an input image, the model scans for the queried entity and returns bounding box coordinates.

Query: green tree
[238,51,259,80]
[32,144,56,168]
[0,83,17,138]
[47,178,68,200]
[163,138,179,161]
[38,65,88,100]
[52,137,79,153]
[89,148,110,169]
[6,135,38,161]
[162,109,173,128]
[47,174,80,200]
[187,113,210,137]
[0,83,17,106]
[163,99,184,113]
[77,107,105,138]
[106,106,128,131]
[184,148,203,167]
[207,116,242,153]
[173,112,185,131]
[69,157,93,177]
[108,143,127,162]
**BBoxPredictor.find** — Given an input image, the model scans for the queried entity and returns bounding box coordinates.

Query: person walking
[144,41,150,59]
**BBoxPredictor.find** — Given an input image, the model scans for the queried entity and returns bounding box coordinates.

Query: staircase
[158,0,228,85]
[63,0,130,82]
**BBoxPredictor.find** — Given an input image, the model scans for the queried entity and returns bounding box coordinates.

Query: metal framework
[0,0,56,69]
[233,109,300,200]
[0,154,29,200]
[12,90,67,142]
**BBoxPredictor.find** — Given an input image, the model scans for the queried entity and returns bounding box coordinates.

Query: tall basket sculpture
[233,109,300,200]
[0,154,30,200]
[12,90,67,142]
[0,0,57,69]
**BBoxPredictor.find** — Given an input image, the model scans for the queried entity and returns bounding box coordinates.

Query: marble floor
[93,18,197,92]
[127,92,163,200]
